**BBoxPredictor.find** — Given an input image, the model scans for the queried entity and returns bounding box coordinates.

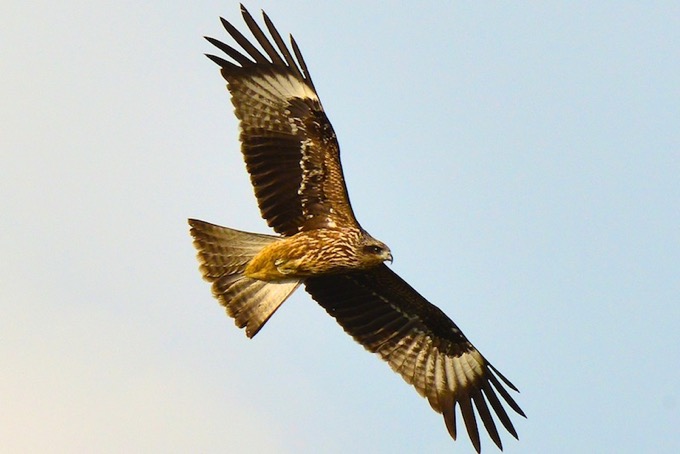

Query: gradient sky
[2,2,679,453]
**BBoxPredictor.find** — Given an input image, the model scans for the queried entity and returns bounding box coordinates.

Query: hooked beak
[385,252,393,264]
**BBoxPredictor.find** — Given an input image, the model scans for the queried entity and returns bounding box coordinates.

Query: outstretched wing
[205,6,358,236]
[304,265,526,453]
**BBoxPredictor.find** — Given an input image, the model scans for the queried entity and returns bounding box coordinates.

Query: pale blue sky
[2,2,679,453]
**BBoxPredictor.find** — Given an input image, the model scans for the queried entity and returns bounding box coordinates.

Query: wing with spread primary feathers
[205,6,359,236]
[304,265,526,453]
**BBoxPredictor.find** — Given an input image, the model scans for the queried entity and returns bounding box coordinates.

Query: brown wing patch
[304,265,525,453]
[206,8,359,236]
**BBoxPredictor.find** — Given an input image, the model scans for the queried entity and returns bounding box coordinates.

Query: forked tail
[188,219,301,337]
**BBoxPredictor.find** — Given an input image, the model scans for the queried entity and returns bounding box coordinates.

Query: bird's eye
[364,245,383,254]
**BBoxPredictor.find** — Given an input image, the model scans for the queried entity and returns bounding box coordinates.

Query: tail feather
[189,218,301,337]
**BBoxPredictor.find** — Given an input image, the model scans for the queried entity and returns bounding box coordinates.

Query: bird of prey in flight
[189,5,525,452]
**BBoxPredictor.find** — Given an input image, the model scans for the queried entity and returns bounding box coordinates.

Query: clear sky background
[2,1,679,453]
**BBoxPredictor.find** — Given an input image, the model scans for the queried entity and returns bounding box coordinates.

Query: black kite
[189,6,525,452]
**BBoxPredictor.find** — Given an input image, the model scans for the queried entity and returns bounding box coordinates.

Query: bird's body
[244,227,391,280]
[189,6,525,452]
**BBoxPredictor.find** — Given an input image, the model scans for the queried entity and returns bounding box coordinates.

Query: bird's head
[359,237,393,268]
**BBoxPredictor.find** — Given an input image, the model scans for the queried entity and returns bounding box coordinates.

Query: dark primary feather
[205,6,357,236]
[305,265,525,452]
[261,12,309,86]
[240,10,286,67]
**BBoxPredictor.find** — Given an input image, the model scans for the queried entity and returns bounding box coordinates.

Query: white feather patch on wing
[248,73,319,104]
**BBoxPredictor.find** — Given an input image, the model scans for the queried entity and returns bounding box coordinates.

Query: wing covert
[206,6,358,236]
[304,265,525,453]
